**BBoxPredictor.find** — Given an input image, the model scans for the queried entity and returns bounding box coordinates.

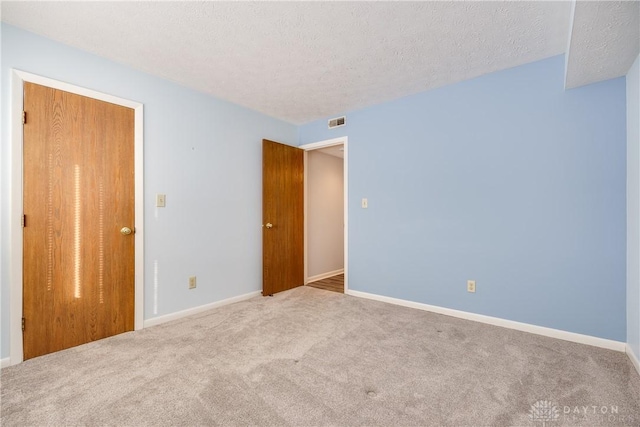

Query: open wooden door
[22,82,135,360]
[262,139,304,295]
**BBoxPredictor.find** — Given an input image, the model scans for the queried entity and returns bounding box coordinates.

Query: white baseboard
[346,289,626,352]
[1,357,10,369]
[627,345,640,376]
[144,290,262,328]
[307,269,344,284]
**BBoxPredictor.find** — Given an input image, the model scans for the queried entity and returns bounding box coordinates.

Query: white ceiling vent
[328,116,346,129]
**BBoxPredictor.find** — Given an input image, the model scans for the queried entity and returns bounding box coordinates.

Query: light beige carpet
[1,286,639,426]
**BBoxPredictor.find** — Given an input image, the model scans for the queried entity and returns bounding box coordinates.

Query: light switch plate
[362,198,368,208]
[156,194,166,207]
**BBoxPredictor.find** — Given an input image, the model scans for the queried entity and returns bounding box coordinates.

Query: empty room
[1,1,639,426]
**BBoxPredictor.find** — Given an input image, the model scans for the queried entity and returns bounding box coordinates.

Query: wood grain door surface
[22,82,135,360]
[262,139,304,296]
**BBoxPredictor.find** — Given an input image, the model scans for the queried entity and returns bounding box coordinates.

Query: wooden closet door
[22,82,135,360]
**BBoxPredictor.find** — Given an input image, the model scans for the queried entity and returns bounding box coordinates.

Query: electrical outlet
[467,280,476,293]
[189,276,197,289]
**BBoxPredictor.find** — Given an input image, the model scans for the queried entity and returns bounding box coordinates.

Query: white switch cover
[156,194,166,207]
[362,198,368,208]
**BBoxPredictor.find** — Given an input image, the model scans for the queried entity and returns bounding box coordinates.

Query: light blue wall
[300,55,627,341]
[0,24,297,359]
[0,25,631,360]
[628,54,640,360]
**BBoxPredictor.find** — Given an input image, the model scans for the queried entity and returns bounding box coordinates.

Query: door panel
[262,139,304,295]
[23,82,135,360]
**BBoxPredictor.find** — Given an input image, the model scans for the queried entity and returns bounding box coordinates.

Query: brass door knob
[265,223,273,229]
[120,227,133,235]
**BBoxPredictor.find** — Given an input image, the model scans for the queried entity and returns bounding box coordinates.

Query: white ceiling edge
[565,0,640,89]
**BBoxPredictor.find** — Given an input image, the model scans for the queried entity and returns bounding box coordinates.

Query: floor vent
[328,116,346,129]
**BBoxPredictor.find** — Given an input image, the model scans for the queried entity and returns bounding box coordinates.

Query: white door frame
[8,69,145,365]
[300,136,348,292]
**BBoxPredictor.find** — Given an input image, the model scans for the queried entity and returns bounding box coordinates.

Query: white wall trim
[627,345,640,376]
[300,136,348,292]
[307,269,345,284]
[300,137,347,151]
[303,151,309,283]
[346,289,626,352]
[9,70,145,366]
[144,291,261,328]
[1,358,10,369]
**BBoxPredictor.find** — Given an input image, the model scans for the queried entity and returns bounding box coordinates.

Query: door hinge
[22,317,25,332]
[22,111,27,125]
[22,214,26,228]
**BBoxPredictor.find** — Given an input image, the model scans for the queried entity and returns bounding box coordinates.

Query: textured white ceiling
[1,1,637,124]
[565,1,640,89]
